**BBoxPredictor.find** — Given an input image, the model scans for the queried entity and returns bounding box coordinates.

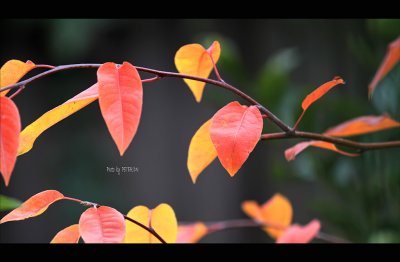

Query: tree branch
[0,63,290,132]
[261,131,400,151]
[1,63,399,152]
[202,219,350,243]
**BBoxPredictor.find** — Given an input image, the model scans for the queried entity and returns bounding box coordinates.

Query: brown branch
[123,215,167,244]
[0,63,290,132]
[1,63,399,152]
[202,219,350,243]
[261,131,400,152]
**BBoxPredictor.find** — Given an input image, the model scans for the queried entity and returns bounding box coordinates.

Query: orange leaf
[0,97,21,186]
[285,141,359,161]
[124,203,177,243]
[51,224,80,243]
[210,101,263,176]
[97,62,143,156]
[177,222,208,243]
[302,77,345,112]
[175,41,221,102]
[369,37,400,98]
[18,84,99,155]
[242,194,293,239]
[276,219,321,243]
[79,206,125,243]
[0,190,64,223]
[187,119,217,183]
[1,60,36,96]
[324,114,400,137]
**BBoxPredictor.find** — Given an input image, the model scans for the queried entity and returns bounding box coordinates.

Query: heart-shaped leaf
[175,41,221,102]
[97,62,143,156]
[51,224,80,243]
[18,84,98,155]
[210,101,263,176]
[369,37,400,97]
[0,190,64,223]
[124,203,177,243]
[187,119,217,183]
[242,194,293,239]
[177,222,208,243]
[1,60,36,96]
[0,97,21,186]
[79,206,125,243]
[276,219,321,243]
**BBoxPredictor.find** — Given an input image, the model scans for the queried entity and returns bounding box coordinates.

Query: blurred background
[0,19,399,243]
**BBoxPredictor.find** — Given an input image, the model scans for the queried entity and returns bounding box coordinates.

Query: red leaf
[0,97,21,186]
[97,62,143,156]
[276,219,321,243]
[324,114,400,137]
[0,190,64,223]
[51,224,80,243]
[210,101,263,176]
[302,77,345,112]
[285,141,359,161]
[79,206,125,243]
[369,37,400,98]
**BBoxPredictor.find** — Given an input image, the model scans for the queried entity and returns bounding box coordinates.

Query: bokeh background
[1,19,399,243]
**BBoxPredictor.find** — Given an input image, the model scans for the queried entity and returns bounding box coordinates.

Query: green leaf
[0,195,22,211]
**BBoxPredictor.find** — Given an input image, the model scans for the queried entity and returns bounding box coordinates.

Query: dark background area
[1,19,399,243]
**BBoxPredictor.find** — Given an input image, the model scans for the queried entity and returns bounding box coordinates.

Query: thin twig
[124,215,167,244]
[199,219,350,243]
[0,63,290,132]
[261,131,400,151]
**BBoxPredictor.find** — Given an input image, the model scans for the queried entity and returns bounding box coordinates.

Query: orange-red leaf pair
[97,62,143,156]
[177,222,208,243]
[276,219,321,243]
[18,84,99,155]
[187,101,263,181]
[285,114,400,161]
[0,190,64,223]
[210,101,263,177]
[51,224,80,243]
[369,37,400,98]
[1,60,36,96]
[0,97,21,186]
[242,194,293,238]
[124,203,177,243]
[175,41,221,102]
[79,206,125,243]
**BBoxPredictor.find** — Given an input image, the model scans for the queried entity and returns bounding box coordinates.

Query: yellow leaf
[175,41,221,102]
[1,60,35,96]
[242,194,293,239]
[124,203,177,243]
[18,84,98,155]
[187,119,217,183]
[260,194,293,239]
